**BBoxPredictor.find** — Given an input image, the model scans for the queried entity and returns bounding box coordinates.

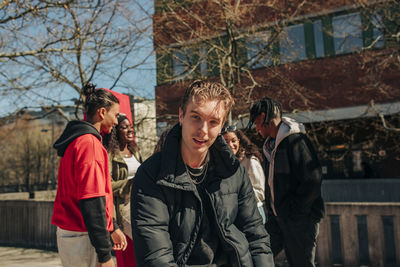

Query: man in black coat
[248,97,324,267]
[131,81,274,267]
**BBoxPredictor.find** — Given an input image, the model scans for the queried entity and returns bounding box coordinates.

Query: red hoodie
[52,121,113,232]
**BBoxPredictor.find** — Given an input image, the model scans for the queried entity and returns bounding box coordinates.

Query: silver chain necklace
[185,162,209,184]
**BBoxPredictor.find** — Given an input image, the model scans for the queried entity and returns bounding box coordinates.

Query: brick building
[153,0,400,178]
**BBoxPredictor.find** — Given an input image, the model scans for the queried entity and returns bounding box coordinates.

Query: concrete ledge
[322,179,400,202]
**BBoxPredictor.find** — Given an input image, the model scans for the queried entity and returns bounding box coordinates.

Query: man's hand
[111,228,127,251]
[96,258,115,267]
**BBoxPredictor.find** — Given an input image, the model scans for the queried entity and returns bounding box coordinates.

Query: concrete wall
[317,202,400,267]
[132,97,157,160]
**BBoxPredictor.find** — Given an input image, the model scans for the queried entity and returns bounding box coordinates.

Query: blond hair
[180,80,234,121]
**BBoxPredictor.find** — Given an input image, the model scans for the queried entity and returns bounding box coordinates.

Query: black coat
[131,124,274,267]
[263,133,325,221]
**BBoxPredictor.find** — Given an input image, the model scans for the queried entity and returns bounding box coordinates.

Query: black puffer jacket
[131,124,274,267]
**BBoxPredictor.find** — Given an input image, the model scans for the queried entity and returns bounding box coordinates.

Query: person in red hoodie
[52,83,127,267]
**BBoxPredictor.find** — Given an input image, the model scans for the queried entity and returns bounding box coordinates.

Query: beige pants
[57,227,97,267]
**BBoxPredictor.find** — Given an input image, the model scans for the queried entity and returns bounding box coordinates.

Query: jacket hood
[276,116,305,143]
[156,123,240,190]
[53,120,102,156]
[263,116,305,159]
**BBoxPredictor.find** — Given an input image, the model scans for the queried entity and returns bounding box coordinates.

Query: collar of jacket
[156,123,241,191]
[262,116,305,159]
[113,152,126,164]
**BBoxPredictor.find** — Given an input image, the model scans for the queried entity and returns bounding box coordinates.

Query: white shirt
[123,155,141,180]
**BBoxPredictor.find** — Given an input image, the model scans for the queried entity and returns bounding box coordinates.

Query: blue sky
[0,0,156,117]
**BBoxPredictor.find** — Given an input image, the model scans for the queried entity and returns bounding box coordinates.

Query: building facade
[153,0,400,178]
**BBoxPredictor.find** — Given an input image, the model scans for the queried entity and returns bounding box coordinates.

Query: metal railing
[0,200,56,250]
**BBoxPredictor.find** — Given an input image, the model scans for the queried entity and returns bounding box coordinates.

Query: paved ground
[0,246,62,267]
[0,246,290,266]
[0,245,286,266]
[0,246,119,267]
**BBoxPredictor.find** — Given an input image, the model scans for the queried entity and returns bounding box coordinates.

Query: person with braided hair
[248,97,324,267]
[52,83,127,267]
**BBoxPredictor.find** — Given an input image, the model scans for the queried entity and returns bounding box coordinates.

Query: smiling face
[100,103,120,134]
[179,98,226,167]
[118,118,134,145]
[222,131,240,156]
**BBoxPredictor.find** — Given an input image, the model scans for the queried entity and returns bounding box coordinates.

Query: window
[280,24,307,63]
[199,46,208,76]
[247,31,273,68]
[332,12,363,54]
[313,20,325,58]
[371,14,385,48]
[172,46,207,80]
[172,48,193,80]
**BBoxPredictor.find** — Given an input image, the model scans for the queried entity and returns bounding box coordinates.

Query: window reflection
[247,31,273,68]
[173,47,207,80]
[244,11,385,67]
[199,46,208,76]
[172,49,192,80]
[313,20,325,58]
[280,24,306,63]
[333,12,363,54]
[372,14,385,48]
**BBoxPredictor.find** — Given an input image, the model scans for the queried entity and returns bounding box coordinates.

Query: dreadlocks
[248,97,282,129]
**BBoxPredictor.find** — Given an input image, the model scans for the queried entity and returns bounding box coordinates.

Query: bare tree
[0,0,157,190]
[0,0,154,119]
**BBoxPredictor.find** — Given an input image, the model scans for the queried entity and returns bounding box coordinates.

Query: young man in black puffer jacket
[131,81,274,267]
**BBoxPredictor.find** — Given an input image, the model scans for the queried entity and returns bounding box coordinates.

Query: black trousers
[265,214,319,267]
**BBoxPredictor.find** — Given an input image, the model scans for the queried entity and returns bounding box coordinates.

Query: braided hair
[248,97,282,129]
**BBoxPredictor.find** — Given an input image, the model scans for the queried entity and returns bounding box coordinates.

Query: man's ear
[98,107,106,120]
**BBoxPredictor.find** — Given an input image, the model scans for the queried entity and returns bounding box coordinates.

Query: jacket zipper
[205,189,241,267]
[179,187,203,266]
